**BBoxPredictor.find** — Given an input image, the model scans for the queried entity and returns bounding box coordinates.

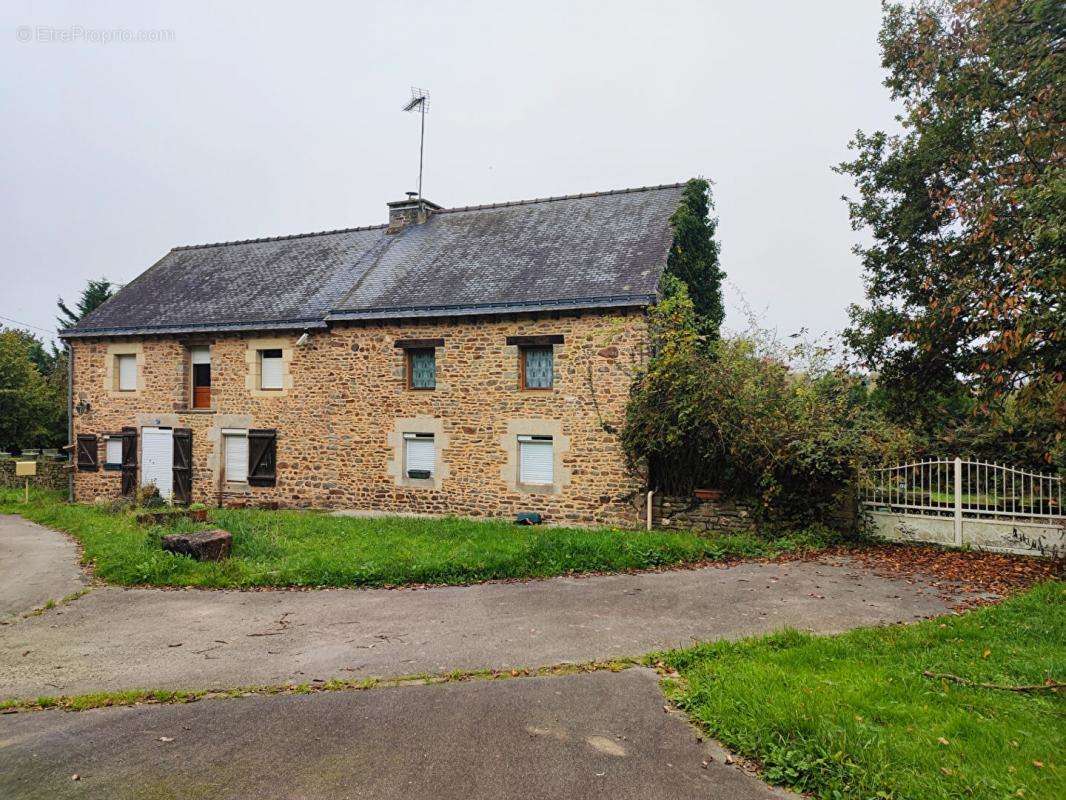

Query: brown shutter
[172,428,193,505]
[120,427,138,497]
[248,429,277,487]
[76,434,99,472]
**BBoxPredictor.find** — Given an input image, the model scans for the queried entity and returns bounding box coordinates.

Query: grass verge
[0,488,833,589]
[0,658,637,713]
[654,581,1065,800]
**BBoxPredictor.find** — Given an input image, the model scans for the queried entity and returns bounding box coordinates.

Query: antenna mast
[402,87,430,202]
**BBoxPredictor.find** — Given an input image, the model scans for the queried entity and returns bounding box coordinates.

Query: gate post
[953,457,963,546]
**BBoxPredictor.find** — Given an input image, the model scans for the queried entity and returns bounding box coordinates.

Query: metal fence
[860,457,1063,523]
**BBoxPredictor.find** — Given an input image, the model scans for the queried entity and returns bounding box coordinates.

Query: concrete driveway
[0,515,85,624]
[0,668,796,800]
[0,510,960,700]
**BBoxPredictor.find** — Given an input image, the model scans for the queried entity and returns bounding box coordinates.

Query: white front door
[140,427,174,500]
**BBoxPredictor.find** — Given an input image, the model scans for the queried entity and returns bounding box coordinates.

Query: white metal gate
[860,458,1063,558]
[140,427,174,500]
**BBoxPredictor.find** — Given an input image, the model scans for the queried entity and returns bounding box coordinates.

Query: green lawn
[656,581,1065,800]
[0,489,832,589]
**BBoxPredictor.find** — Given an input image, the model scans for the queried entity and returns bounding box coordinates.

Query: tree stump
[161,529,232,561]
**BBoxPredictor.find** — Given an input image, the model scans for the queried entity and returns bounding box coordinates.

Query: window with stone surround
[115,354,137,391]
[518,435,554,485]
[403,432,436,478]
[259,349,283,390]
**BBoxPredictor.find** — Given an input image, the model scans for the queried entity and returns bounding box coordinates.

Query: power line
[0,314,59,336]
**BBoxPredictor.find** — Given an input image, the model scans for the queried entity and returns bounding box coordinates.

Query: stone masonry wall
[69,309,647,526]
[654,495,759,535]
[0,457,69,492]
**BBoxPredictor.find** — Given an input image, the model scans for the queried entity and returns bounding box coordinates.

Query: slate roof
[62,183,684,338]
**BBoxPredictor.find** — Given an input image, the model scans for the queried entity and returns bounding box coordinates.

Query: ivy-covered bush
[622,280,915,527]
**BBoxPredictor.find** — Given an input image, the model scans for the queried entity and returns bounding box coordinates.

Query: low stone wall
[0,456,70,492]
[654,495,758,535]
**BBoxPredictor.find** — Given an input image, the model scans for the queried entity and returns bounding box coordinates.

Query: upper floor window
[407,348,436,390]
[116,354,137,391]
[521,346,553,390]
[259,349,283,390]
[190,346,211,408]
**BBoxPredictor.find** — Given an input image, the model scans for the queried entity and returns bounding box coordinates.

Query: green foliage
[0,328,65,451]
[657,581,1066,800]
[0,489,837,588]
[57,277,114,330]
[623,289,915,525]
[665,178,725,342]
[837,0,1064,467]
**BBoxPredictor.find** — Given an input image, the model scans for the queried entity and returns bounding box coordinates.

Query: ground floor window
[223,429,249,483]
[403,432,436,479]
[518,434,554,485]
[104,435,123,470]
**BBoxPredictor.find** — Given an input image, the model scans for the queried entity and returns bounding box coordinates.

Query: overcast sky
[1,1,899,346]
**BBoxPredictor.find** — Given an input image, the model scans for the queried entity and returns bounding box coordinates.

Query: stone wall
[68,309,648,526]
[653,494,759,534]
[0,456,69,492]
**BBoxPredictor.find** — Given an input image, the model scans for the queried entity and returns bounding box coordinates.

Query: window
[403,432,435,479]
[116,354,137,391]
[190,346,211,408]
[223,429,248,483]
[407,348,436,390]
[259,349,283,390]
[521,346,553,390]
[518,435,553,485]
[104,436,123,470]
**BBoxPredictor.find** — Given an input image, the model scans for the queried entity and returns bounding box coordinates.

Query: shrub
[622,283,915,527]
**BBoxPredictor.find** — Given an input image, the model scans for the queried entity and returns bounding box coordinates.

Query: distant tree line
[0,279,113,453]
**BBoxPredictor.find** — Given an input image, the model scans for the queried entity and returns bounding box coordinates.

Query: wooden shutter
[120,427,137,497]
[248,429,277,487]
[76,434,99,472]
[172,428,193,505]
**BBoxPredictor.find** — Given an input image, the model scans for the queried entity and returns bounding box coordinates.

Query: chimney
[387,192,442,234]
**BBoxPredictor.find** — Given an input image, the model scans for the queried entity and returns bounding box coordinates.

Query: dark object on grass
[515,512,543,526]
[161,529,232,561]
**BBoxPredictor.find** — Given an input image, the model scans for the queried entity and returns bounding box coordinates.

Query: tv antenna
[402,87,430,202]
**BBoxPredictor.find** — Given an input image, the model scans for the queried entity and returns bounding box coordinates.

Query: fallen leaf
[71,774,80,781]
[982,648,991,658]
[157,736,174,743]
[1033,761,1043,768]
[937,737,950,746]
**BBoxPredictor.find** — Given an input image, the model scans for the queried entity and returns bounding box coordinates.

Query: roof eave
[59,318,328,340]
[325,295,658,322]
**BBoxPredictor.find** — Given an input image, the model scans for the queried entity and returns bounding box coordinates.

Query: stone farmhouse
[60,183,684,526]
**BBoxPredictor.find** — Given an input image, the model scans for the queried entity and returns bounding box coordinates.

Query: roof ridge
[168,181,684,251]
[171,222,389,251]
[436,182,685,215]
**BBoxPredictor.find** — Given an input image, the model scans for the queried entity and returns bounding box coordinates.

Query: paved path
[0,515,85,624]
[0,668,796,800]
[0,545,956,700]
